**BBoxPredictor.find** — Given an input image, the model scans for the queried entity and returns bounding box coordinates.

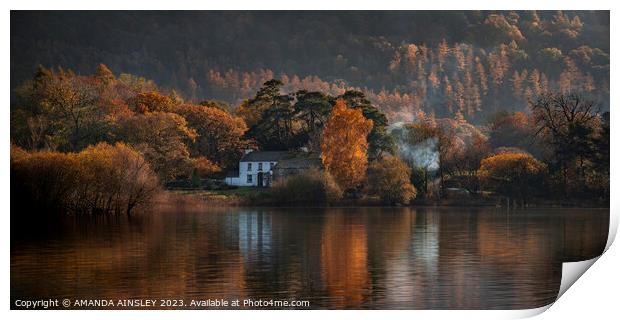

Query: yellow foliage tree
[321,99,373,190]
[479,152,546,204]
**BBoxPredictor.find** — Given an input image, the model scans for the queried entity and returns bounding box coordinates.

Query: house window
[270,162,275,169]
[258,163,263,171]
[247,163,252,171]
[247,174,253,183]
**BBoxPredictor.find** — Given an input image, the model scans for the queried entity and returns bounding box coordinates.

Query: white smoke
[389,121,440,172]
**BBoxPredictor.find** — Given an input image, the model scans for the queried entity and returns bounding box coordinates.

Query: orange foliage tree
[478,152,546,204]
[131,91,175,113]
[173,103,249,168]
[191,156,222,178]
[320,99,373,190]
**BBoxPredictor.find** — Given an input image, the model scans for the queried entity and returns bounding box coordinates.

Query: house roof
[225,169,239,178]
[273,156,323,169]
[240,151,290,162]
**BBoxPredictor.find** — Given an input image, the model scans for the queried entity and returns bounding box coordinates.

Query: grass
[167,187,268,205]
[217,187,269,197]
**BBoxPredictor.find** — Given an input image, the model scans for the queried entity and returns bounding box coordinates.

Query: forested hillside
[11,11,609,123]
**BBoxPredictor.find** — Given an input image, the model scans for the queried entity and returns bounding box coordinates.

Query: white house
[225,150,289,187]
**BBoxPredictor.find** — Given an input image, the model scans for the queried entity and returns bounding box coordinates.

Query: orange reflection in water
[320,212,370,308]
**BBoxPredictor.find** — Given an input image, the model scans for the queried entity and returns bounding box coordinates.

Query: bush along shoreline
[11,143,159,216]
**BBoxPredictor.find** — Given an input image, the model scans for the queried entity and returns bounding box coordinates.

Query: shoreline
[159,189,610,210]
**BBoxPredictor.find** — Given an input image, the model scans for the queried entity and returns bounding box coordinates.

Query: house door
[265,173,271,187]
[257,172,264,187]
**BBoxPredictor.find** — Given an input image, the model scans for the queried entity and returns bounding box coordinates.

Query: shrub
[365,156,417,205]
[269,169,342,206]
[11,142,159,215]
[11,147,80,212]
[75,142,160,213]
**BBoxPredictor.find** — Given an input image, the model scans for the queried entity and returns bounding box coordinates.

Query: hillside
[11,11,609,123]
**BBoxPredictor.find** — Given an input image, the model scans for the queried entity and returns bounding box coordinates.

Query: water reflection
[11,207,608,309]
[320,212,370,308]
[238,212,272,262]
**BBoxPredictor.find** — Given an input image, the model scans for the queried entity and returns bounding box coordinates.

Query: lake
[11,206,608,309]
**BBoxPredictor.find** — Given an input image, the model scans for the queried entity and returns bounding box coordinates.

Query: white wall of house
[227,161,277,187]
[225,176,241,185]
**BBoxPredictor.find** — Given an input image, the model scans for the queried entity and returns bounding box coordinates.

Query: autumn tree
[337,90,394,157]
[488,44,510,87]
[12,66,108,151]
[537,48,564,76]
[95,63,116,85]
[116,73,158,98]
[173,103,249,169]
[191,157,221,178]
[116,111,197,181]
[321,99,373,191]
[130,91,175,113]
[190,156,222,186]
[479,151,546,206]
[476,13,525,46]
[365,156,417,205]
[487,111,537,154]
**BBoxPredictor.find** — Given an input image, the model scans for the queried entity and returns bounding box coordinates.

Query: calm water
[11,206,608,309]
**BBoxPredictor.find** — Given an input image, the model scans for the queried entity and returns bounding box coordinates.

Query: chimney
[244,148,254,155]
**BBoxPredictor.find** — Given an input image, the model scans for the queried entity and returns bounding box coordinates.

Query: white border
[2,1,616,319]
